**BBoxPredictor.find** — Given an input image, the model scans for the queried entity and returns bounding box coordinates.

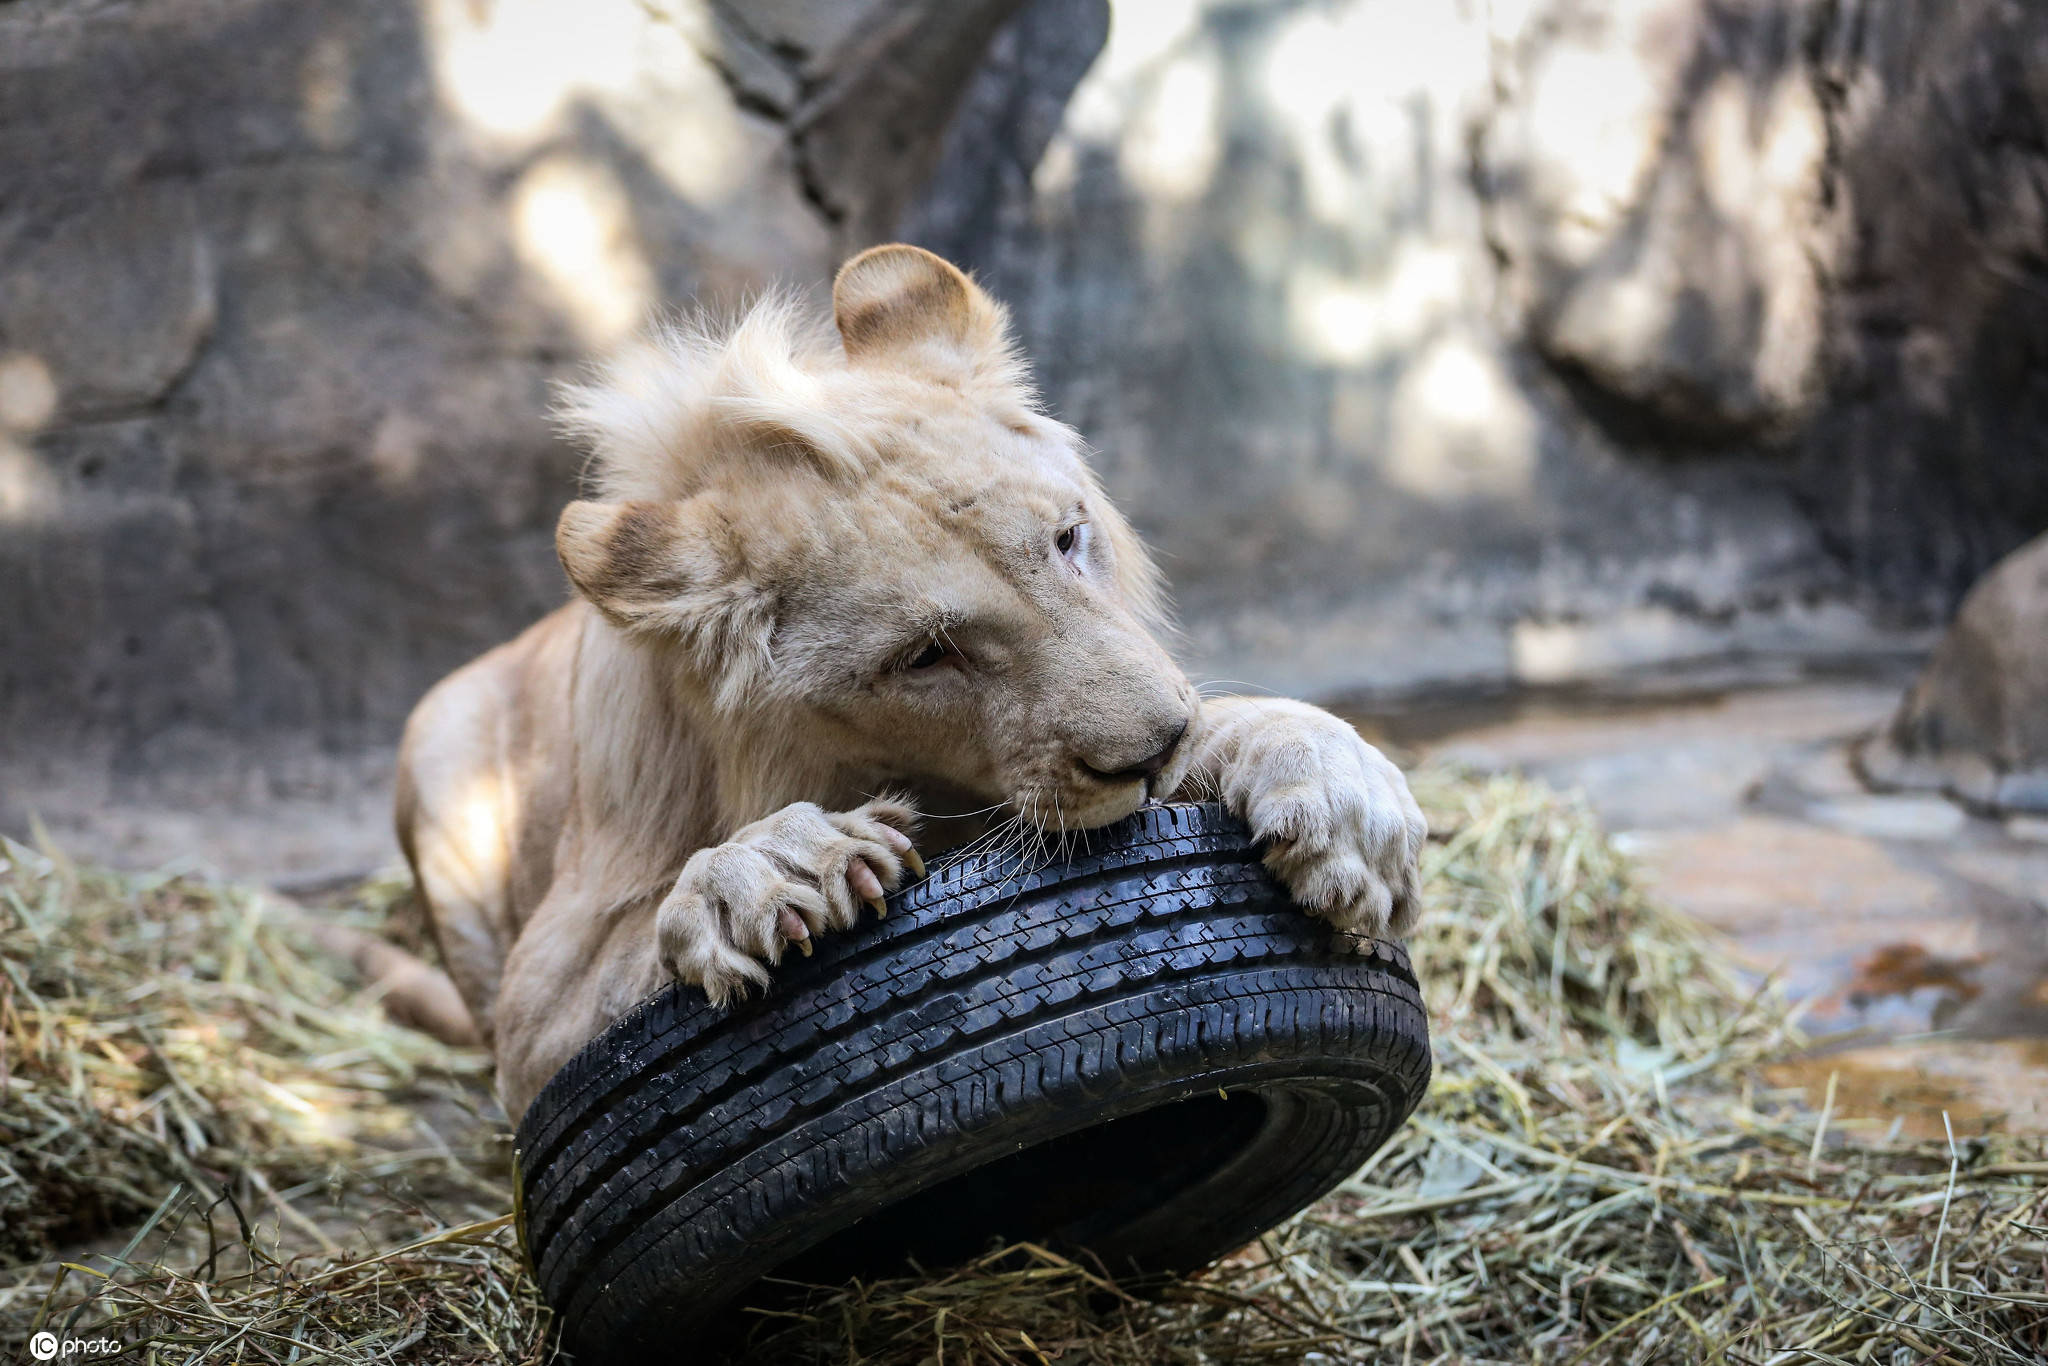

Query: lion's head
[552,245,1194,832]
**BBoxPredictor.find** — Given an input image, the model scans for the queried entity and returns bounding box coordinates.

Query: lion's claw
[1194,698,1425,938]
[656,797,921,1002]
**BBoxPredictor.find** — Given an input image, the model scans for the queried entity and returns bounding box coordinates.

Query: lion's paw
[1206,700,1426,938]
[656,798,922,1004]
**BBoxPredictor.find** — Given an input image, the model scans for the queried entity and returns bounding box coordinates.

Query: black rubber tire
[515,801,1431,1362]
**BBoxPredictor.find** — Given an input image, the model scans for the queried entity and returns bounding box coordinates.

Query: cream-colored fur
[396,246,1427,1120]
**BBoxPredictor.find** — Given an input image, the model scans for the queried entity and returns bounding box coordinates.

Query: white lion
[395,245,1427,1119]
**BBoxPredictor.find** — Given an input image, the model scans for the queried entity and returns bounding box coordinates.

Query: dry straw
[0,838,537,1361]
[4,768,2044,1363]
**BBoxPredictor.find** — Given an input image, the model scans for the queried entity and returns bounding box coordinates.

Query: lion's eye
[1055,523,1084,558]
[905,639,949,671]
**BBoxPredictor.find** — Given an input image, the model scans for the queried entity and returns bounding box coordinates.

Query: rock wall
[3,0,2045,872]
[908,0,2048,700]
[1483,0,2048,601]
[0,0,1021,863]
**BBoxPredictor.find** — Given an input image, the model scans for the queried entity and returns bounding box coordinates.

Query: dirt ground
[1349,670,2048,1143]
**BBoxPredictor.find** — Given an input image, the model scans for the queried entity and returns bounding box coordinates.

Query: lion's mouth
[1010,779,1152,835]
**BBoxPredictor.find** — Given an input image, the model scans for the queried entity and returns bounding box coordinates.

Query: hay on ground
[4,769,2044,1364]
[0,836,535,1361]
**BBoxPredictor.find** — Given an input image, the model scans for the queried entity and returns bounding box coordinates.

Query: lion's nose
[1083,718,1188,784]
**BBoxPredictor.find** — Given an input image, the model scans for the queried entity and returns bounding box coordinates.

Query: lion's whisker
[945,809,1024,867]
[1196,678,1275,697]
[986,800,1036,903]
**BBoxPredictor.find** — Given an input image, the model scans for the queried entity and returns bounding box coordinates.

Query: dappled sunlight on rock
[1693,71,1824,219]
[0,438,56,525]
[1,0,1035,859]
[511,155,659,348]
[1034,0,1529,516]
[1286,242,1473,370]
[1384,334,1536,500]
[1118,48,1220,204]
[920,0,1953,699]
[422,0,763,250]
[1044,0,1219,260]
[413,0,851,353]
[1061,0,1203,142]
[423,0,658,146]
[1257,3,1488,231]
[0,351,57,433]
[1544,267,1675,374]
[1484,3,1831,440]
[1692,70,1828,414]
[1284,265,1376,366]
[1512,38,1666,254]
[0,352,58,525]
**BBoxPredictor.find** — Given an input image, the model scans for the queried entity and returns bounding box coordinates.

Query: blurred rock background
[3,0,2045,877]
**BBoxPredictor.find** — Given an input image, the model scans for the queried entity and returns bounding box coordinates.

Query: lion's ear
[832,244,1014,379]
[556,496,767,642]
[558,499,688,630]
